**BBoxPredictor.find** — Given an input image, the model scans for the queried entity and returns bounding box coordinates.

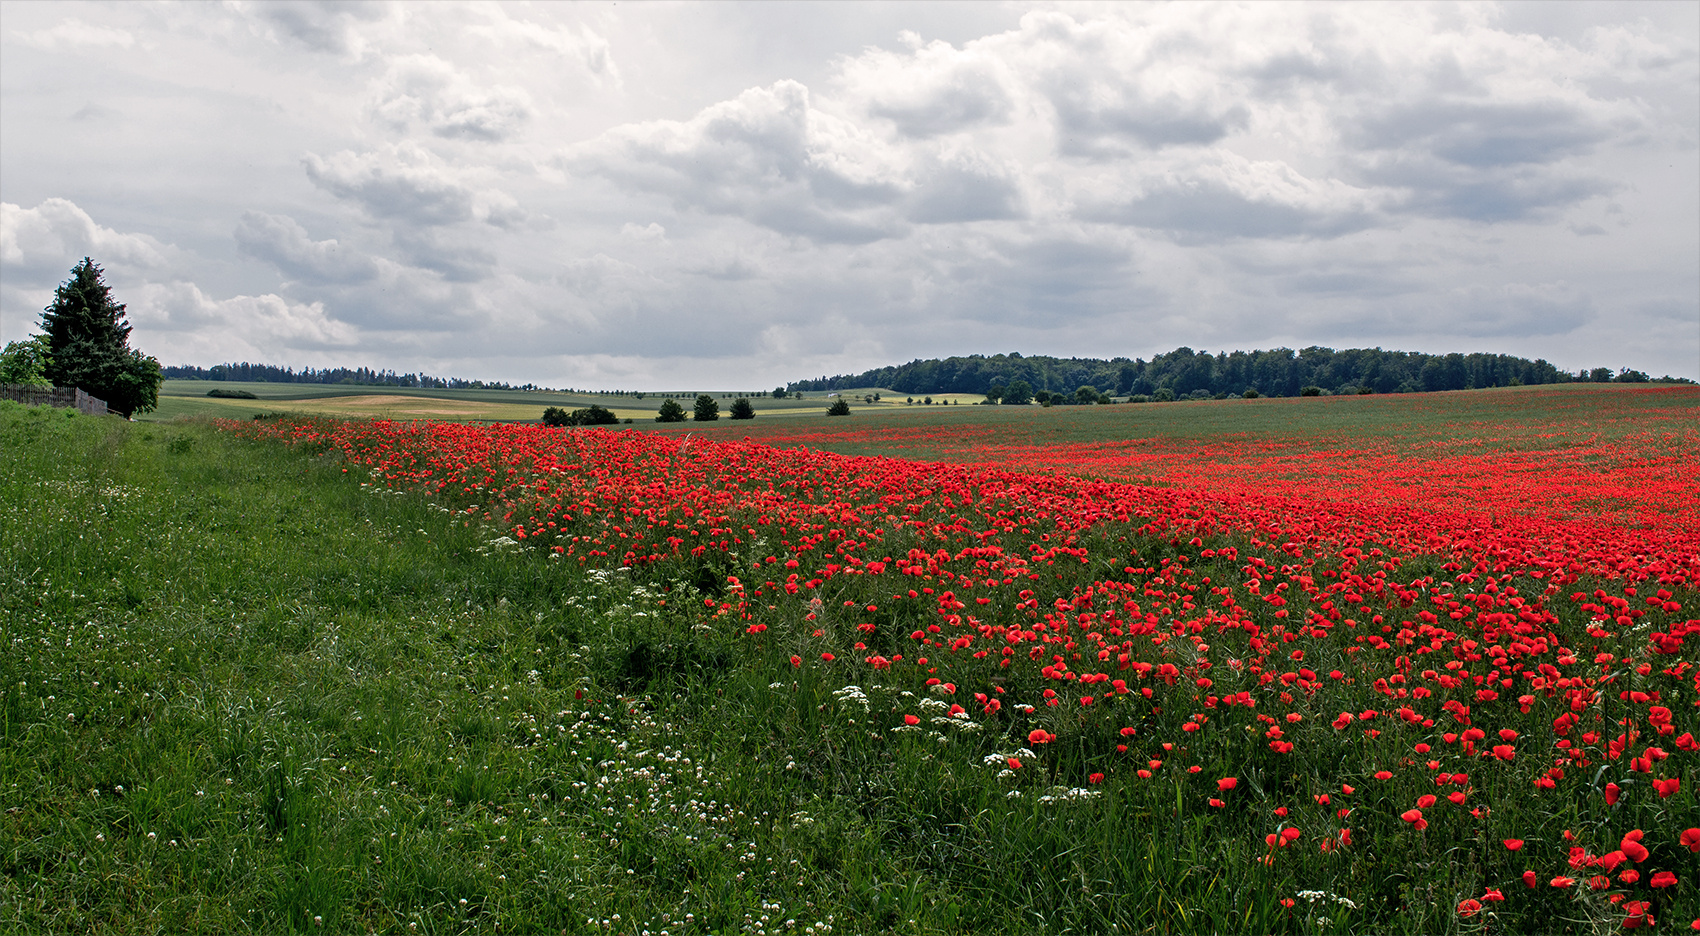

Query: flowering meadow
[218,384,1698,934]
[1,387,1694,934]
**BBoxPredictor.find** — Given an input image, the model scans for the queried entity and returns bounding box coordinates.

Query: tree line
[161,362,542,392]
[786,347,1691,399]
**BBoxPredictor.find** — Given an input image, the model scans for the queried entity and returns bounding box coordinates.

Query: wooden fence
[0,385,110,416]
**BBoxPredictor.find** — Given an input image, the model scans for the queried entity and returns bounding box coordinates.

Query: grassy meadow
[3,386,1696,935]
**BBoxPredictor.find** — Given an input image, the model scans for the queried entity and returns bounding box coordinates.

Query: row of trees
[788,348,1690,399]
[550,395,853,426]
[654,395,756,422]
[1,259,162,417]
[162,362,536,391]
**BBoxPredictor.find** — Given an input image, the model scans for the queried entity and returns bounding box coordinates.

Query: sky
[2,1,1697,389]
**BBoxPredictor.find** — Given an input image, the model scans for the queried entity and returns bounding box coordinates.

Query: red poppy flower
[1458,899,1482,917]
[1651,871,1677,889]
[1218,777,1238,792]
[904,714,920,726]
[1028,729,1055,745]
[1682,828,1700,852]
[1606,782,1622,805]
[1504,839,1524,851]
[1523,871,1538,888]
[1653,777,1681,798]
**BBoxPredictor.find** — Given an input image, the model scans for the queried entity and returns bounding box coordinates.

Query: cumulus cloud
[0,198,173,279]
[303,144,477,226]
[369,54,534,142]
[569,81,907,243]
[234,211,379,284]
[127,281,359,363]
[839,40,1014,138]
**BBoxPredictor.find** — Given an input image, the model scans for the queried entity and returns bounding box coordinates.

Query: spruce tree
[40,258,162,416]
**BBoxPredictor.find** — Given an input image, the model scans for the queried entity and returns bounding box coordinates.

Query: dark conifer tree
[40,258,162,416]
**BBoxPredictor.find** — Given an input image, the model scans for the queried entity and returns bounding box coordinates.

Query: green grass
[2,399,1693,934]
[663,383,1700,459]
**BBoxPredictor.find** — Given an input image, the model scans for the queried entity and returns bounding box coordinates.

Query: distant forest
[788,347,1687,399]
[162,362,537,392]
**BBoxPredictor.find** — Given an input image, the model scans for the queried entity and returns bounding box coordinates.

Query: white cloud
[129,281,359,362]
[1,199,173,279]
[462,7,619,87]
[568,80,908,244]
[235,0,397,59]
[369,53,534,142]
[303,144,477,226]
[11,18,135,50]
[234,211,380,284]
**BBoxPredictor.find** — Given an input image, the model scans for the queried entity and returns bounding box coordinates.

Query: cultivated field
[2,385,1695,935]
[143,381,977,424]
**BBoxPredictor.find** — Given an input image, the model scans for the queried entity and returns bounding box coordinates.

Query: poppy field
[1,386,1695,934]
[224,385,1697,933]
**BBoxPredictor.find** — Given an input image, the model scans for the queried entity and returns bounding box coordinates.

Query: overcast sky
[3,1,1696,387]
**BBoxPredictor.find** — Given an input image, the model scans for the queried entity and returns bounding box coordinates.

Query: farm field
[2,385,1696,935]
[142,380,964,424]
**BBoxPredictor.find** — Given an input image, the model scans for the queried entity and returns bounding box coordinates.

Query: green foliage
[40,258,163,417]
[0,336,53,387]
[1301,385,1323,396]
[1075,384,1099,405]
[1242,388,1261,399]
[545,405,617,426]
[692,394,719,421]
[1151,387,1176,402]
[1003,380,1033,405]
[655,398,686,422]
[826,398,851,416]
[206,388,258,399]
[729,397,756,420]
[791,345,1580,399]
[772,387,787,399]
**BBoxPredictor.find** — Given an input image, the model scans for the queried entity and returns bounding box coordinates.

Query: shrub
[729,398,755,420]
[0,336,53,387]
[207,388,258,399]
[545,404,618,426]
[1300,386,1323,396]
[693,395,720,421]
[826,398,851,416]
[1242,389,1260,399]
[655,399,686,422]
[1151,388,1176,402]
